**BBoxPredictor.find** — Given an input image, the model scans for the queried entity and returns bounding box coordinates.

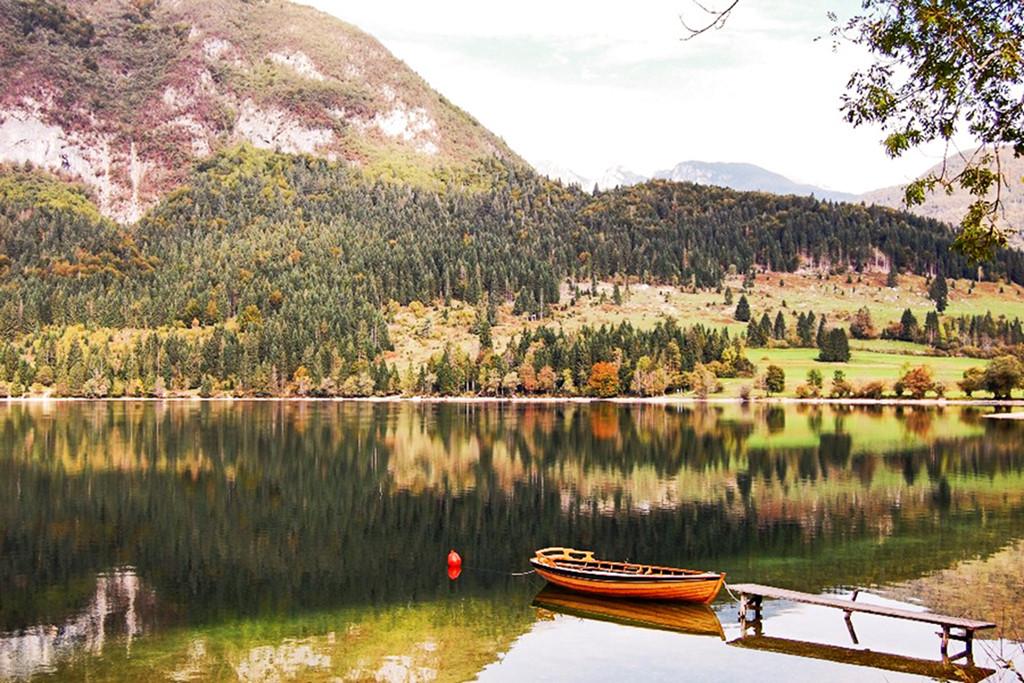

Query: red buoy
[447,549,462,569]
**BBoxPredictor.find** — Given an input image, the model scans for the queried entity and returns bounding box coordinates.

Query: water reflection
[0,401,1022,680]
[0,569,151,679]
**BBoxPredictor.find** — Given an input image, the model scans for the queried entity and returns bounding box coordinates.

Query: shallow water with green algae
[1,401,1022,681]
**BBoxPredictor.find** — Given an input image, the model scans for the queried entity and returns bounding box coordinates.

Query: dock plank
[730,583,995,631]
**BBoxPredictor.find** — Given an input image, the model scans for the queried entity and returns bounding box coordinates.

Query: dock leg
[940,625,950,663]
[843,611,859,645]
[738,594,763,635]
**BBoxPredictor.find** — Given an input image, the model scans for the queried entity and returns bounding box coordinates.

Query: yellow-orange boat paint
[529,547,725,604]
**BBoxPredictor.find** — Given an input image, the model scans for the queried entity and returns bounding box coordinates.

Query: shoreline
[4,395,1024,409]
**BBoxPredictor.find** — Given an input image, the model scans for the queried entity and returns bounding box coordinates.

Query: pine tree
[899,309,919,341]
[928,274,949,312]
[924,310,941,345]
[819,328,850,362]
[734,295,751,322]
[475,293,493,349]
[746,319,766,347]
[773,311,786,340]
[759,312,772,341]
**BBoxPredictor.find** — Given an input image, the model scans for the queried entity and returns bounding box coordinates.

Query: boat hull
[531,562,725,603]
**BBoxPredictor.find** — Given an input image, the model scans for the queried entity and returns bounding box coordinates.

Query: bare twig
[679,0,740,40]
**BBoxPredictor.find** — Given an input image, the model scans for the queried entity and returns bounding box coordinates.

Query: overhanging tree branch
[679,0,740,41]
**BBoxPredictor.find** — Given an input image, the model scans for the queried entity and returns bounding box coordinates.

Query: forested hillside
[2,146,1024,397]
[0,0,518,221]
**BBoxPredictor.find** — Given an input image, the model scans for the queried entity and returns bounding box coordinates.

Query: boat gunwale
[532,546,722,581]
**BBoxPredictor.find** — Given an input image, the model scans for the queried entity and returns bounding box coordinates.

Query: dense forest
[2,146,1024,396]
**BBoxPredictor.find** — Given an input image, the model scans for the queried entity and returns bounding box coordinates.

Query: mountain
[533,160,590,188]
[533,159,855,200]
[0,0,518,222]
[534,163,646,191]
[860,149,1024,234]
[593,165,647,191]
[652,161,855,202]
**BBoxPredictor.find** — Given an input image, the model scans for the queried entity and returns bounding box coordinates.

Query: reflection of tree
[901,407,935,438]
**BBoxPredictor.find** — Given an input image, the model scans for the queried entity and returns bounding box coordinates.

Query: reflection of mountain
[0,569,153,680]
[1,402,1023,638]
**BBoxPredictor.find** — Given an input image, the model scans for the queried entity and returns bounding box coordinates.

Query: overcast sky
[305,0,967,193]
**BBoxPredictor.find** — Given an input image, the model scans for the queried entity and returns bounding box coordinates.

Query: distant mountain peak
[594,165,647,191]
[534,160,589,188]
[859,148,1023,235]
[530,158,855,201]
[652,161,855,202]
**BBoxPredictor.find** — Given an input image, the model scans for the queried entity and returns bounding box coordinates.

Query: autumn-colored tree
[501,371,520,396]
[630,356,669,396]
[849,307,877,339]
[587,361,620,397]
[764,365,785,396]
[519,362,538,393]
[687,363,721,399]
[537,365,557,394]
[239,305,263,331]
[560,369,577,396]
[292,366,312,395]
[899,365,936,399]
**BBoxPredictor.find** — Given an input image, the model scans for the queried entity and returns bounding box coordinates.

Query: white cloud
[304,0,972,193]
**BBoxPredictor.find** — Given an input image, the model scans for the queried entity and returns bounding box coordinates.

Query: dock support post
[738,593,763,636]
[843,610,859,645]
[940,625,950,663]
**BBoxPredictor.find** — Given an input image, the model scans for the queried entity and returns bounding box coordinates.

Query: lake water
[0,401,1022,681]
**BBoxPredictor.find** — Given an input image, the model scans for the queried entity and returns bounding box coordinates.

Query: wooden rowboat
[529,547,725,604]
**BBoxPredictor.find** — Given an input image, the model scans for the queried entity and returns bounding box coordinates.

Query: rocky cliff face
[0,0,519,222]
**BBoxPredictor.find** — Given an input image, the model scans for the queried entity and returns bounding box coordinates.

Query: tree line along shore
[2,279,1023,401]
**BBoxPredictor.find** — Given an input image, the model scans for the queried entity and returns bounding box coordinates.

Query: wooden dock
[730,583,996,664]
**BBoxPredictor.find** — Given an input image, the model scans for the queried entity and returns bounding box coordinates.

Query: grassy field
[384,271,1021,398]
[727,346,982,397]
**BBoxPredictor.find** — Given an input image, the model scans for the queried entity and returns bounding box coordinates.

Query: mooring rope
[722,581,743,604]
[462,565,536,577]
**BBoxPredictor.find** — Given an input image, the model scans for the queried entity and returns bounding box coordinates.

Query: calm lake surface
[1,401,1022,681]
